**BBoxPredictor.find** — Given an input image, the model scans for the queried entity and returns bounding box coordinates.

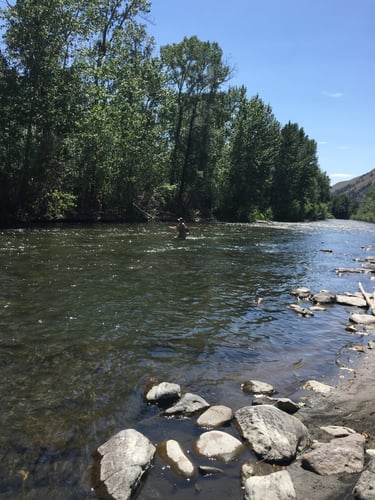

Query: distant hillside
[331,168,375,200]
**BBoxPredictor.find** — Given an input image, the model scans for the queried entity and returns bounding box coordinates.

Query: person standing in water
[169,218,189,239]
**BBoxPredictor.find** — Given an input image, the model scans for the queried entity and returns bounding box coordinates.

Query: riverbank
[289,342,375,499]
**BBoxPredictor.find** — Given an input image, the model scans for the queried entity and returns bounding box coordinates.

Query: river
[0,219,373,499]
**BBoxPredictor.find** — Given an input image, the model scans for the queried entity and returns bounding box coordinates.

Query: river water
[0,219,374,499]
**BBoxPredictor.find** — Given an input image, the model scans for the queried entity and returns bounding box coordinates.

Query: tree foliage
[353,187,375,222]
[0,2,332,224]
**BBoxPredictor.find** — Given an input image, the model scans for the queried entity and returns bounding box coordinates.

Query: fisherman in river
[169,218,189,240]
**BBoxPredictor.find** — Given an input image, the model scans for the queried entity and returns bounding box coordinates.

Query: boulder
[320,425,356,437]
[241,459,282,485]
[145,381,181,404]
[95,429,155,500]
[196,405,233,428]
[312,290,336,304]
[244,470,296,500]
[164,392,209,416]
[350,313,375,325]
[193,430,244,463]
[291,287,312,299]
[241,380,276,395]
[301,433,365,475]
[234,405,310,464]
[353,457,375,499]
[336,294,367,308]
[252,395,300,414]
[157,439,195,479]
[303,380,333,394]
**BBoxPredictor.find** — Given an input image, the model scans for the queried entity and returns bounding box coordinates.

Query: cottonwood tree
[160,35,232,213]
[71,0,164,217]
[223,92,280,221]
[1,0,81,219]
[272,122,330,221]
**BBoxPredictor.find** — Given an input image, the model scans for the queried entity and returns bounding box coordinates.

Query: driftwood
[358,282,375,315]
[335,268,365,274]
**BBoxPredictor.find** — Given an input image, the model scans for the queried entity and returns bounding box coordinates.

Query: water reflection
[0,220,373,498]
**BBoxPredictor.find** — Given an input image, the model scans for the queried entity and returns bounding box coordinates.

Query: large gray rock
[312,290,336,304]
[244,470,296,500]
[196,405,233,428]
[164,392,209,416]
[301,433,365,475]
[157,439,195,479]
[95,429,156,500]
[234,405,310,464]
[336,293,367,308]
[350,313,375,325]
[353,457,375,499]
[193,430,244,463]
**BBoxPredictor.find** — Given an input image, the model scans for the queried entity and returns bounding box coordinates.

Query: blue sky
[148,0,375,185]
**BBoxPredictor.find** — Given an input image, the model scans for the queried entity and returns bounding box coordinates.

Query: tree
[66,0,167,218]
[353,189,374,222]
[160,36,232,214]
[331,193,357,219]
[272,122,330,221]
[1,0,82,219]
[222,92,280,221]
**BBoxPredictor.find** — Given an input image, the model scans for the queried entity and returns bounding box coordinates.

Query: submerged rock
[303,380,334,394]
[94,429,155,500]
[164,392,210,416]
[198,464,224,476]
[234,405,310,464]
[288,303,314,317]
[157,439,195,479]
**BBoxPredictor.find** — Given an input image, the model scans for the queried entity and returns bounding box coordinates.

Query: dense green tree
[331,193,357,219]
[1,0,81,219]
[160,36,232,214]
[70,0,165,218]
[272,122,330,221]
[222,92,280,221]
[353,188,375,222]
[0,51,21,219]
[0,2,333,224]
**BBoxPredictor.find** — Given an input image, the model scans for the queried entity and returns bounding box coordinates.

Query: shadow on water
[0,219,374,498]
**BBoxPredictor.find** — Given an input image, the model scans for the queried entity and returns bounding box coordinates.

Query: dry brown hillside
[331,168,375,200]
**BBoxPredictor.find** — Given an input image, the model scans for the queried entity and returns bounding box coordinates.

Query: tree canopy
[0,0,333,224]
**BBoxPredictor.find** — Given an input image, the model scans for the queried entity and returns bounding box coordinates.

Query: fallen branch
[358,282,375,315]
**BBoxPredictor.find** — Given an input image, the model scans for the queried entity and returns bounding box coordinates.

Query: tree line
[0,0,332,224]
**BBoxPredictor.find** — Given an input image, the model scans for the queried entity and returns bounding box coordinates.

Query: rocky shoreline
[92,255,375,500]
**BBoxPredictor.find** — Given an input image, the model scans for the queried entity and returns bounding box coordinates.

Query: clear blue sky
[148,0,375,185]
